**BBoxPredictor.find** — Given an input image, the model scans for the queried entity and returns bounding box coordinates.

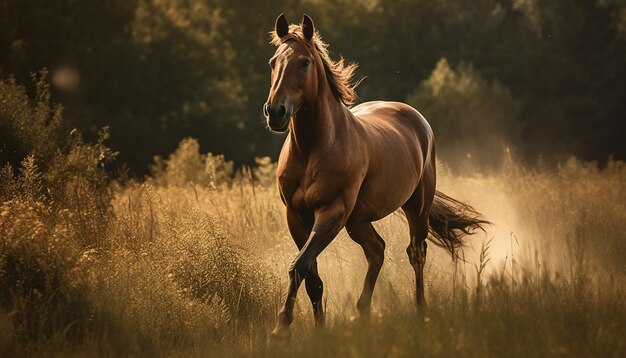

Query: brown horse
[264,14,488,339]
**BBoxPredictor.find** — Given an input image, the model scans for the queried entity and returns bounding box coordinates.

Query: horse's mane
[270,24,360,106]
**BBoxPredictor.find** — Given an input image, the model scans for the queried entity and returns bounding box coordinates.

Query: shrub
[0,166,91,343]
[0,70,63,171]
[253,156,276,188]
[407,58,521,170]
[150,137,234,188]
[0,73,116,349]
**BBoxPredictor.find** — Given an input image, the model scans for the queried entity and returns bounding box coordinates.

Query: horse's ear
[302,14,314,41]
[275,13,289,38]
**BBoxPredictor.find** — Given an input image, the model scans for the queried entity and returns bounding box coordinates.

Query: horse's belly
[349,166,419,223]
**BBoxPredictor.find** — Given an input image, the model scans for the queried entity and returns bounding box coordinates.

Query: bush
[110,182,278,323]
[0,73,116,350]
[0,75,279,354]
[0,70,63,171]
[253,156,276,188]
[150,137,234,188]
[0,161,91,344]
[407,58,521,170]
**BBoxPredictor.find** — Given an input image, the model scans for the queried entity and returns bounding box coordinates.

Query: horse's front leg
[285,208,325,326]
[271,201,346,339]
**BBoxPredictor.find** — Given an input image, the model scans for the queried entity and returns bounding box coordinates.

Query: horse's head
[263,14,320,133]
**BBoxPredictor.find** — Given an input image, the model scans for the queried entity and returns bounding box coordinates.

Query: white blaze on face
[270,46,294,96]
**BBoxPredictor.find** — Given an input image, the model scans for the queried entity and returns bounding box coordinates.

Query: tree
[408,58,521,170]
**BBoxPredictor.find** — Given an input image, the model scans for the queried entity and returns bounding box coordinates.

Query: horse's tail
[428,190,490,259]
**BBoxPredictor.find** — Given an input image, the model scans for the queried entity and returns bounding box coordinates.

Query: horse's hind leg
[403,210,428,310]
[346,222,385,316]
[402,170,435,313]
[305,261,324,324]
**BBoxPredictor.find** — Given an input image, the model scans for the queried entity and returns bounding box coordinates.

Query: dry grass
[1,146,625,357]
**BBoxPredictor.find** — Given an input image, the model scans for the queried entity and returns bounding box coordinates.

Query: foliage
[1,75,624,356]
[408,58,521,169]
[0,71,117,247]
[1,142,625,355]
[0,70,62,170]
[0,1,625,356]
[0,159,92,347]
[0,76,276,356]
[253,156,277,188]
[150,137,234,188]
[1,0,624,172]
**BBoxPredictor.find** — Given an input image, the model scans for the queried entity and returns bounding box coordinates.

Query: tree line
[1,0,624,174]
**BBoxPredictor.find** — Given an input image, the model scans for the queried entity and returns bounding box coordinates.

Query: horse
[263,13,489,339]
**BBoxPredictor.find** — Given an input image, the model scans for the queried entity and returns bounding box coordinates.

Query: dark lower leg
[415,241,427,308]
[276,268,304,329]
[356,262,382,315]
[357,243,384,315]
[305,261,325,325]
[347,223,385,316]
[273,236,334,336]
[408,239,428,310]
[273,204,344,338]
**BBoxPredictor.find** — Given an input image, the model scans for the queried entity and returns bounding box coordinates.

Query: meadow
[2,2,625,354]
[1,135,624,357]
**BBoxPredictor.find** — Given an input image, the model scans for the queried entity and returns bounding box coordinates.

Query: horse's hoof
[270,325,291,341]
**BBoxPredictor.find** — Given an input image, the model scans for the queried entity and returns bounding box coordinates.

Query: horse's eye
[301,59,311,69]
[269,59,276,69]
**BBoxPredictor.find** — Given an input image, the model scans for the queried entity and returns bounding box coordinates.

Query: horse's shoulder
[277,140,304,176]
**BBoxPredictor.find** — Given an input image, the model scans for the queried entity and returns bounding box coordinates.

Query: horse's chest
[278,171,308,212]
[279,147,357,213]
[281,169,347,212]
[290,185,308,211]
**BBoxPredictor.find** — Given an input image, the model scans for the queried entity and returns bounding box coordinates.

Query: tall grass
[1,139,624,356]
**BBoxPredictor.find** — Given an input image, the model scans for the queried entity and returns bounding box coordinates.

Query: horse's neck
[289,91,350,157]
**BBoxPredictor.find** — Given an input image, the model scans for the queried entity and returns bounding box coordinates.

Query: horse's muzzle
[264,102,292,132]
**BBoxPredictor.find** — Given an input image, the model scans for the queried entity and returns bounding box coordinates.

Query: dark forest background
[1,0,625,174]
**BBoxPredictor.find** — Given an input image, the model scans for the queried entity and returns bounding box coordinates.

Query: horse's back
[347,101,435,223]
[351,101,434,162]
[351,101,433,149]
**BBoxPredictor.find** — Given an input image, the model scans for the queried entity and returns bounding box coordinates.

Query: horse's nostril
[266,103,288,119]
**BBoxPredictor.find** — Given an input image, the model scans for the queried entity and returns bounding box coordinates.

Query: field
[1,1,625,355]
[1,139,624,357]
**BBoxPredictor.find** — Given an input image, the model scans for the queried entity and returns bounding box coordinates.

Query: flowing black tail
[428,190,490,259]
